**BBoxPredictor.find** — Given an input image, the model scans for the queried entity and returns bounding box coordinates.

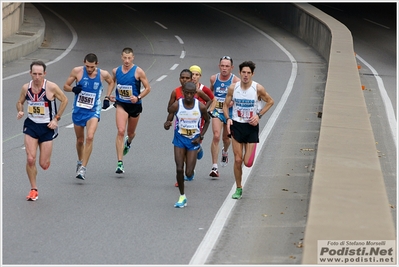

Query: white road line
[123,4,136,12]
[157,75,167,81]
[170,64,179,70]
[356,54,397,148]
[189,6,298,265]
[175,35,184,44]
[325,5,344,12]
[180,51,186,59]
[174,35,185,59]
[154,21,168,29]
[363,18,390,29]
[3,4,78,81]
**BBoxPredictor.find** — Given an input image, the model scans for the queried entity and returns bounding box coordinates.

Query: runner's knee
[235,157,243,166]
[40,161,50,170]
[27,156,36,167]
[212,134,221,143]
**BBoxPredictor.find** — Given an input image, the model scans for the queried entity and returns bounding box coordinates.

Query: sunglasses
[220,55,233,64]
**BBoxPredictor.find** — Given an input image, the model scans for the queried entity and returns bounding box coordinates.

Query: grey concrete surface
[2,3,45,64]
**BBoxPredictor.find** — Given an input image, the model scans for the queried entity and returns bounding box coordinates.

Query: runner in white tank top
[222,60,274,200]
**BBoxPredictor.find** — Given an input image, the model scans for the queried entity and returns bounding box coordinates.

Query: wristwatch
[137,95,142,100]
[200,135,204,140]
[55,115,61,121]
[257,112,263,119]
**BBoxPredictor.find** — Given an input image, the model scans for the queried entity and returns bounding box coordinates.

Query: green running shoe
[115,161,124,174]
[232,188,242,199]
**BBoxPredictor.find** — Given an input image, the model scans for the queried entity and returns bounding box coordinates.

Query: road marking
[175,35,184,44]
[170,64,179,70]
[189,6,298,265]
[154,21,168,29]
[356,54,397,148]
[325,5,344,12]
[123,4,136,12]
[157,75,167,82]
[363,18,390,29]
[180,51,186,59]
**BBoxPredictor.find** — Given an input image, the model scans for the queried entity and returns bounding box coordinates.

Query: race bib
[237,109,254,119]
[179,128,195,137]
[237,108,254,121]
[76,91,96,109]
[117,84,133,101]
[28,102,45,117]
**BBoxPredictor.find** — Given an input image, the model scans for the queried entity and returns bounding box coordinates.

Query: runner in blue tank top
[208,56,240,178]
[104,47,151,174]
[64,53,114,180]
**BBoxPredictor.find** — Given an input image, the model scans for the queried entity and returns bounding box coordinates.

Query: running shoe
[174,195,187,208]
[232,188,243,199]
[115,161,125,174]
[209,167,219,177]
[221,148,228,167]
[26,189,38,201]
[123,136,131,156]
[184,170,195,181]
[76,166,86,180]
[197,145,203,160]
[76,160,82,172]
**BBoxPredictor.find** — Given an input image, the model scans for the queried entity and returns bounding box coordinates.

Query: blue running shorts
[172,132,201,151]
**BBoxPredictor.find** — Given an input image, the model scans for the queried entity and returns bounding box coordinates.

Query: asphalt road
[2,3,395,266]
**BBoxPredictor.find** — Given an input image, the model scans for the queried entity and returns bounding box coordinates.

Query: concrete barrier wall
[2,2,24,39]
[249,3,332,61]
[259,3,396,264]
[2,3,45,64]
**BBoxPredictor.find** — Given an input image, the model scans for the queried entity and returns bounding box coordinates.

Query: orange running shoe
[26,189,38,201]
